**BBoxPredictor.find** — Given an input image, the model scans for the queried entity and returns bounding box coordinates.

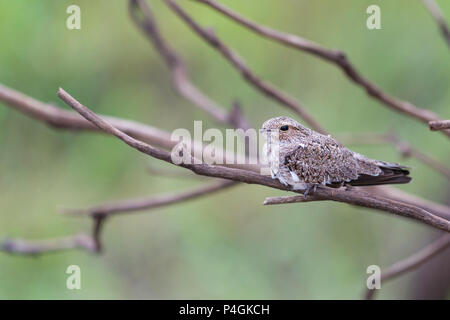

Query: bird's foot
[303,184,318,198]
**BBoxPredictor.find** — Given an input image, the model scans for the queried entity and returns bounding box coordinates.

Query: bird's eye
[280,125,289,131]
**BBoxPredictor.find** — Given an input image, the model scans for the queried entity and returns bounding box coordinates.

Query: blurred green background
[0,0,449,299]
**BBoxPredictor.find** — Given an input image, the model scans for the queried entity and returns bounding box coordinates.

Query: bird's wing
[348,160,411,186]
[283,140,360,185]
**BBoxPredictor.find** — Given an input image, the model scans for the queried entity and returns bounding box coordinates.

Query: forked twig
[3,180,236,255]
[64,180,236,217]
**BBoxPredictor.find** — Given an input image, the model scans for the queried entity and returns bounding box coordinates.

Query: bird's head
[260,116,310,142]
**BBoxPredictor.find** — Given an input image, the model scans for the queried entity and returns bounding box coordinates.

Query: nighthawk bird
[261,116,411,195]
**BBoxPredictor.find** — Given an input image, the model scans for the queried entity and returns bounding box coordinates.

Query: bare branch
[2,234,96,255]
[422,0,450,48]
[65,180,236,217]
[372,186,450,221]
[129,0,250,129]
[0,83,173,147]
[264,194,320,205]
[2,180,236,255]
[340,132,450,180]
[429,120,450,131]
[164,0,327,135]
[57,87,450,232]
[91,216,105,253]
[365,233,450,299]
[193,0,450,138]
[0,83,259,172]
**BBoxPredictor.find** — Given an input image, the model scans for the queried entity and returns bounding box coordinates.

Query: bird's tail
[349,162,411,186]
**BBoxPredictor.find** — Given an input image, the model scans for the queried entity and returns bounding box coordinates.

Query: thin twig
[193,0,450,138]
[2,234,96,255]
[340,132,450,180]
[57,87,450,232]
[64,180,236,217]
[91,216,105,253]
[365,233,450,299]
[371,186,450,221]
[165,0,327,135]
[0,83,259,172]
[422,0,450,48]
[429,120,450,131]
[129,0,250,130]
[0,83,173,147]
[264,186,450,222]
[2,180,236,255]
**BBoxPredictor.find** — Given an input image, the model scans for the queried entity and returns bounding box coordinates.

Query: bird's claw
[303,184,317,198]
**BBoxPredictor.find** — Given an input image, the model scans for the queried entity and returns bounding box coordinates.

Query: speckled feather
[261,117,411,190]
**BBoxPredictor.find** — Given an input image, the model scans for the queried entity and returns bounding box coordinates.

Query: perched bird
[261,116,411,195]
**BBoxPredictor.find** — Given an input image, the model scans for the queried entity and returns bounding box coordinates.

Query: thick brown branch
[164,0,327,135]
[129,0,250,130]
[429,120,450,131]
[57,87,450,232]
[422,0,450,48]
[193,0,450,138]
[372,186,450,221]
[263,186,450,221]
[365,233,450,299]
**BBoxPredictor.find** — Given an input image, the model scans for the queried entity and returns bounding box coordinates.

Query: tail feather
[349,162,411,187]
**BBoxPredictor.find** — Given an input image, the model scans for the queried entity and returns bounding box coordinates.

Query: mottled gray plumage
[261,117,411,192]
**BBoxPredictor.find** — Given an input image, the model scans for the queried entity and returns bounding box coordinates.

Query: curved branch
[164,0,327,135]
[0,83,259,172]
[129,0,250,130]
[422,0,450,48]
[193,0,450,138]
[65,179,236,217]
[365,233,450,299]
[57,87,450,232]
[2,83,448,223]
[2,180,237,255]
[371,186,450,221]
[340,132,450,180]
